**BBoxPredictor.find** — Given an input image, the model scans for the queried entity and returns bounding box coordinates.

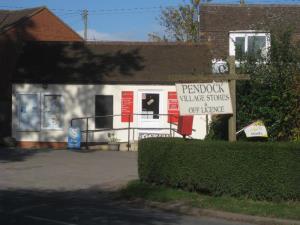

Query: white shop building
[12,42,212,149]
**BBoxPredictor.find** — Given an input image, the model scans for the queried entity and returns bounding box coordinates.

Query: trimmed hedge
[138,138,300,201]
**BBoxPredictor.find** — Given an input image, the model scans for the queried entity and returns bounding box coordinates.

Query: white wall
[12,84,209,143]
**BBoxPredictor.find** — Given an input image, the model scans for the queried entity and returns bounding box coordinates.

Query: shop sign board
[175,82,233,115]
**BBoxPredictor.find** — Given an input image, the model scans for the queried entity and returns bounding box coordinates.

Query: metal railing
[70,114,194,151]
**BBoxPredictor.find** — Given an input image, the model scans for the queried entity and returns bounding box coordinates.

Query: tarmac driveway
[0,149,252,225]
[0,149,138,190]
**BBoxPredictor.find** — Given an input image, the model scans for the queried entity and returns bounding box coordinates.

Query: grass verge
[120,180,300,221]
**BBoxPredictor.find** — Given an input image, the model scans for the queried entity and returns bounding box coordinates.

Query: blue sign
[68,127,81,149]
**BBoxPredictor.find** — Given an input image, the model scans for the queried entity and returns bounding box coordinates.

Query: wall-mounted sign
[121,91,134,122]
[175,82,233,115]
[168,92,179,123]
[68,127,81,149]
[212,59,228,74]
[139,133,171,140]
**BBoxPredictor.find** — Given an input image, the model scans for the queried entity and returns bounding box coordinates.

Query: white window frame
[41,93,65,130]
[138,90,164,125]
[229,31,271,57]
[139,91,163,122]
[17,93,41,131]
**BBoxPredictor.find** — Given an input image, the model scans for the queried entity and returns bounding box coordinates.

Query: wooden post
[228,56,237,142]
[205,115,209,136]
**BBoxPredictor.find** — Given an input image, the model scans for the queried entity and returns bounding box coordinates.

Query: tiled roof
[0,7,44,33]
[14,41,212,84]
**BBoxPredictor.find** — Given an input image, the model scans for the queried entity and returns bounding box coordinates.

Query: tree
[149,0,212,42]
[148,32,168,42]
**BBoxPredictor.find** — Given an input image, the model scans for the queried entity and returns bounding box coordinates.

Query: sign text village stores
[176,82,233,115]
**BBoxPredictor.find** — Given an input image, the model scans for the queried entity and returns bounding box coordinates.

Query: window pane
[248,36,266,56]
[235,37,245,58]
[43,95,63,129]
[19,94,40,131]
[95,95,113,129]
[142,93,159,119]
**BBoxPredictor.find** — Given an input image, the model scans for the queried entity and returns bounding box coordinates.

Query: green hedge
[138,138,300,201]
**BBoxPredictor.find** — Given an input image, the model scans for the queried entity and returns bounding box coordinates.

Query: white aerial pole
[81,9,88,41]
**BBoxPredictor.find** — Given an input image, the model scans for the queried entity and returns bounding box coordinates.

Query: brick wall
[200,4,300,58]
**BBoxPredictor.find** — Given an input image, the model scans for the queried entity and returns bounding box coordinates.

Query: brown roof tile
[14,41,212,84]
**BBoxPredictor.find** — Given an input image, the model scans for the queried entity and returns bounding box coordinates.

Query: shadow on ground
[0,188,181,225]
[0,148,52,163]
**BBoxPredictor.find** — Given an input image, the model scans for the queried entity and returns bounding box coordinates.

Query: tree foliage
[236,29,300,141]
[149,0,211,42]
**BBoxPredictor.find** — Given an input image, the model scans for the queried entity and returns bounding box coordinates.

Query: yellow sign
[243,121,268,138]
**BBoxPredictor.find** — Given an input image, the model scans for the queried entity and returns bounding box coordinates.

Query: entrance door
[138,91,163,129]
[95,95,113,129]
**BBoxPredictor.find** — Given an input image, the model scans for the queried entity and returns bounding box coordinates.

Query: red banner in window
[121,91,134,122]
[168,91,179,124]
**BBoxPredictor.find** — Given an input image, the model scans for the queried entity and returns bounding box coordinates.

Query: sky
[1,0,300,41]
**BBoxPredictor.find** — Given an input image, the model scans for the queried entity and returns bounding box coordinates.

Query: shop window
[95,95,113,129]
[42,94,64,130]
[18,93,40,131]
[141,93,160,119]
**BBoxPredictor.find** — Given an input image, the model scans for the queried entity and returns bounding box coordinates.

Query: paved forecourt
[0,149,138,190]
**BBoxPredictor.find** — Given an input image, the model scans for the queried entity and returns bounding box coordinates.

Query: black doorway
[95,95,113,129]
